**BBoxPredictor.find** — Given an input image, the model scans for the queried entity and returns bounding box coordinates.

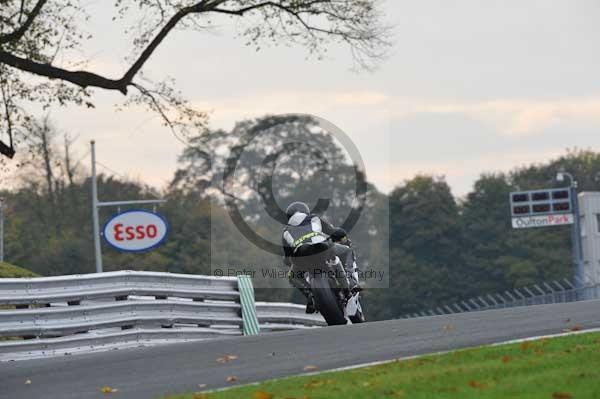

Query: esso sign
[103,210,168,252]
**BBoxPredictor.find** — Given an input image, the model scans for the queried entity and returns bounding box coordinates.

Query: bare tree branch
[0,50,129,93]
[0,0,49,44]
[213,0,328,15]
[0,1,226,94]
[122,0,228,83]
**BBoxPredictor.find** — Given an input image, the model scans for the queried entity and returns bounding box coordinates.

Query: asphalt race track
[3,299,600,399]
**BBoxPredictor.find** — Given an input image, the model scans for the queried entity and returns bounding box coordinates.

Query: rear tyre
[311,275,347,326]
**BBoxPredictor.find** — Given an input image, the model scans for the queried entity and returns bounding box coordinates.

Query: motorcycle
[294,242,365,325]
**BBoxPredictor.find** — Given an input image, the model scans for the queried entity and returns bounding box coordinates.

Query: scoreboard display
[509,188,574,229]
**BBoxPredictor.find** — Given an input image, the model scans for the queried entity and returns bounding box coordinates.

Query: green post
[237,275,260,335]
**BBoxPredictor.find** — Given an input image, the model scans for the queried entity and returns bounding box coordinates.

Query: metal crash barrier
[0,270,325,361]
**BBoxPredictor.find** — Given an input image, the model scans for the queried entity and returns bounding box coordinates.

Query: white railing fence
[401,277,600,319]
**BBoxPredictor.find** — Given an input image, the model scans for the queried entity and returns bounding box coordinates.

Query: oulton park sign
[511,213,574,229]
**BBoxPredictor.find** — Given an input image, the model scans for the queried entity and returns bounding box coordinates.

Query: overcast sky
[37,0,600,197]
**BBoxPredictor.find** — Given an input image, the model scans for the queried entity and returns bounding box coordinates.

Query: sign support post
[556,171,585,291]
[90,141,166,273]
[569,184,584,290]
[91,141,102,273]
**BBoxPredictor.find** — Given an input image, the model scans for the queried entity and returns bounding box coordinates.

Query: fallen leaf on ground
[501,355,511,363]
[252,391,274,399]
[100,386,118,394]
[552,392,573,399]
[563,325,582,332]
[437,387,459,393]
[384,390,405,397]
[303,365,319,371]
[226,376,237,383]
[304,380,323,389]
[216,354,238,363]
[468,380,486,389]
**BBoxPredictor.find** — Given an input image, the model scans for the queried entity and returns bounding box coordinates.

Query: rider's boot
[303,290,316,314]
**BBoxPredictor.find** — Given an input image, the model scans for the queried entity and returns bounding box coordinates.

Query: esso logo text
[103,210,168,252]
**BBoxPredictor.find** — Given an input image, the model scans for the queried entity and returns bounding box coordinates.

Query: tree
[368,175,462,319]
[460,173,516,294]
[172,115,365,216]
[0,0,390,158]
[390,175,460,265]
[172,114,370,239]
[13,116,83,223]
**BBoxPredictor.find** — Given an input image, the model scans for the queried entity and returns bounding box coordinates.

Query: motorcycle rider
[282,201,360,313]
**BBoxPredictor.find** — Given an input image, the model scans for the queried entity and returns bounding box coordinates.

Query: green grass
[167,332,600,399]
[0,261,38,278]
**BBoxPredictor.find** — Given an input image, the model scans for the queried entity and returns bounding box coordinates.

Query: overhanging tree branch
[121,0,227,84]
[0,0,49,44]
[0,50,129,94]
[212,0,328,16]
[0,0,227,95]
[1,0,384,94]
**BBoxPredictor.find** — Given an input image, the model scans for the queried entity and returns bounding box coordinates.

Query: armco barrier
[0,270,239,305]
[0,271,324,361]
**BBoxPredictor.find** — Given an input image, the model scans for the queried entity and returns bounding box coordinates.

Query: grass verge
[167,331,600,399]
[0,262,39,330]
[0,261,38,278]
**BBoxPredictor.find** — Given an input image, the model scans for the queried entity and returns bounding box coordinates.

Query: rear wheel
[311,275,347,326]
